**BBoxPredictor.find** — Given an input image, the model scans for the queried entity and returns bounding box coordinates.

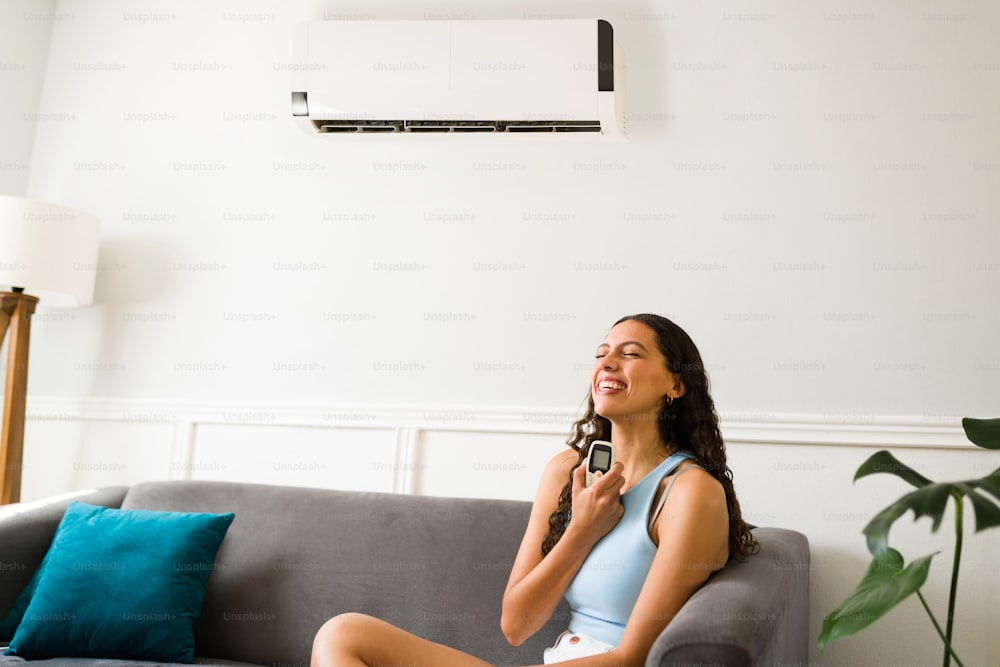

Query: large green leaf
[819,548,935,652]
[855,450,934,488]
[952,482,1000,532]
[968,473,1000,502]
[862,483,953,557]
[962,417,1000,449]
[856,451,1000,556]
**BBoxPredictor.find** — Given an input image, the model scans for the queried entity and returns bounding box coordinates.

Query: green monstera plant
[818,417,1000,667]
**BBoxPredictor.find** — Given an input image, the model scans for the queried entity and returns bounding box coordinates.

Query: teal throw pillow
[4,501,234,662]
[0,567,41,642]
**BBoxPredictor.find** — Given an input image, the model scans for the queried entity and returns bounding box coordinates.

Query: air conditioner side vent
[291,92,309,116]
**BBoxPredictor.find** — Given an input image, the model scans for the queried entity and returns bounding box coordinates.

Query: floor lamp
[0,195,100,504]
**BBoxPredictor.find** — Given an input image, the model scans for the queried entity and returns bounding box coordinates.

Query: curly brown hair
[541,314,759,561]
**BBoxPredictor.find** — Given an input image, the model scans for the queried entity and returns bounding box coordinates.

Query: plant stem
[917,591,965,667]
[943,492,964,667]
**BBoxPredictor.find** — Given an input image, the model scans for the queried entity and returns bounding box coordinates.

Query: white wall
[3,0,999,665]
[0,0,57,195]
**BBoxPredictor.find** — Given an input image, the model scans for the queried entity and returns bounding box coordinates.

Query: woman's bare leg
[311,612,497,667]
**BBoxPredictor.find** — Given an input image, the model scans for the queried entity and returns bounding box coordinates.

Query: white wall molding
[24,396,975,450]
[168,420,196,482]
[393,427,420,495]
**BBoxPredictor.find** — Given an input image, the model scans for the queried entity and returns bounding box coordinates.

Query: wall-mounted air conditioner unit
[291,19,625,136]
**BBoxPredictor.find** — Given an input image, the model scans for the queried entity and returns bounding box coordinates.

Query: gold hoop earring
[664,395,674,407]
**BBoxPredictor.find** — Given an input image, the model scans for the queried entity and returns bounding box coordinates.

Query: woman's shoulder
[522,448,579,519]
[534,448,579,492]
[663,460,726,507]
[545,448,580,475]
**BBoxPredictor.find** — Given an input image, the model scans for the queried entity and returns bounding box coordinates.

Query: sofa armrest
[646,527,810,667]
[0,487,129,619]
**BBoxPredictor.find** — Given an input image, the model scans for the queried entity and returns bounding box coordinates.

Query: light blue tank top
[563,450,698,647]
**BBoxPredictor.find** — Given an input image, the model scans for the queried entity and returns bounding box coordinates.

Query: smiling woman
[545,314,758,562]
[311,313,758,667]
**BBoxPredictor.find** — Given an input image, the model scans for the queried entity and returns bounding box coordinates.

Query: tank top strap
[646,452,702,534]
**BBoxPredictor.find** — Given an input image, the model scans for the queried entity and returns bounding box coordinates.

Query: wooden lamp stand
[0,290,38,505]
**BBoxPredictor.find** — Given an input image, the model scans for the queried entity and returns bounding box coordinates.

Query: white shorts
[542,629,615,663]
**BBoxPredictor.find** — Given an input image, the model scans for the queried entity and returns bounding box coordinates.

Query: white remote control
[585,440,616,487]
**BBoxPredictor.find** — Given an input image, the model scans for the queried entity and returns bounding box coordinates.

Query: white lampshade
[0,195,101,307]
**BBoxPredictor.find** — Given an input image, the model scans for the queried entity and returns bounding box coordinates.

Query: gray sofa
[0,480,810,666]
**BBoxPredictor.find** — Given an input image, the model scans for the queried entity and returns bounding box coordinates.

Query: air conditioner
[291,19,625,136]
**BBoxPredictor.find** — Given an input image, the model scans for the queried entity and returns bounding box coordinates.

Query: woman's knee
[313,612,374,652]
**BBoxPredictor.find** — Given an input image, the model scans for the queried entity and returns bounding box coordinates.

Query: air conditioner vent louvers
[311,119,602,134]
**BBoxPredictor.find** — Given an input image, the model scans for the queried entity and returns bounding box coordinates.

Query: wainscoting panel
[22,417,177,500]
[183,423,402,493]
[415,430,567,501]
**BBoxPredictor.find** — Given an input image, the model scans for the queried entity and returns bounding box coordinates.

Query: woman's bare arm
[611,467,730,664]
[500,450,625,646]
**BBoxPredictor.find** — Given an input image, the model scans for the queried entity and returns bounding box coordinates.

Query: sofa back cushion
[120,480,567,665]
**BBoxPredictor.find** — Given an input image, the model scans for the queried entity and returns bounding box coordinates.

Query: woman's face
[591,319,685,424]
